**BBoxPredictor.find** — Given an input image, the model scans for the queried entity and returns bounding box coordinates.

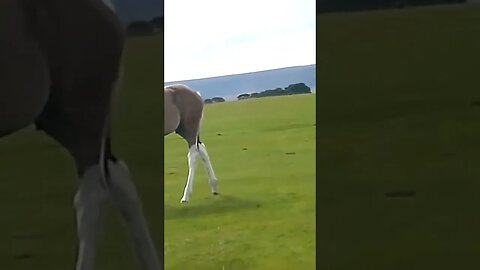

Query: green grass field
[0,29,316,269]
[6,3,480,269]
[318,4,480,270]
[164,95,316,269]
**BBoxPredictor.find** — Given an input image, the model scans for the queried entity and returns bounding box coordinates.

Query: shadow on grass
[165,195,260,220]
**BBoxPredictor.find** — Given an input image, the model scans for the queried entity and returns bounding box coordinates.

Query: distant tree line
[236,83,311,101]
[204,97,226,104]
[317,0,465,13]
[126,16,163,36]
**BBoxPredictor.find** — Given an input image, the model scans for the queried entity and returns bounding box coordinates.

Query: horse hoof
[213,192,220,196]
[180,199,189,203]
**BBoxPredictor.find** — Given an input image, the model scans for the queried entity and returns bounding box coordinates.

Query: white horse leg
[74,165,109,270]
[197,142,219,195]
[107,160,160,270]
[181,145,200,203]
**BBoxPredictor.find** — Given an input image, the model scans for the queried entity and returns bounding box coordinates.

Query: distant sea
[165,64,316,101]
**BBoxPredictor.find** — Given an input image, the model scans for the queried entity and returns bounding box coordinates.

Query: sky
[113,0,163,23]
[165,0,316,82]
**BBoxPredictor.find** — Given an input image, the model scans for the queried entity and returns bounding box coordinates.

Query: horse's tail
[196,112,204,151]
[196,135,201,151]
[101,64,124,177]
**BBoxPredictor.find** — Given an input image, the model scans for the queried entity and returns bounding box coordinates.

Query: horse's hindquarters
[164,90,181,135]
[0,3,50,135]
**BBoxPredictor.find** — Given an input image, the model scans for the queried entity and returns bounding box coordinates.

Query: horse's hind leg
[106,157,159,270]
[74,161,109,270]
[177,114,218,202]
[36,110,110,270]
[180,136,219,203]
[74,138,159,270]
[197,138,219,195]
[176,121,200,203]
[36,86,159,270]
[181,139,200,203]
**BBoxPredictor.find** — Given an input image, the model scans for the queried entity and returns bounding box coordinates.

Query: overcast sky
[165,0,316,82]
[113,0,163,22]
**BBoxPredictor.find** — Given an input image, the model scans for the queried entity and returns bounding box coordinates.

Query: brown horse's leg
[36,111,109,270]
[35,75,110,270]
[105,156,160,270]
[196,138,219,195]
[181,142,200,203]
[176,115,202,203]
[36,78,159,270]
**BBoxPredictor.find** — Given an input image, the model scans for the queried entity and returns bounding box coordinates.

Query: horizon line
[165,63,316,84]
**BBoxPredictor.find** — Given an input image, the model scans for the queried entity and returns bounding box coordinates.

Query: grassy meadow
[318,4,480,270]
[164,95,316,269]
[0,28,316,270]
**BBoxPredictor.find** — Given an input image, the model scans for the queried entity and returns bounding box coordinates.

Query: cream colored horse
[164,84,219,203]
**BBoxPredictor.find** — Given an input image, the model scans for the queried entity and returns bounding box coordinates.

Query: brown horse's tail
[195,91,204,148]
[196,135,201,150]
[196,112,204,151]
[102,64,124,176]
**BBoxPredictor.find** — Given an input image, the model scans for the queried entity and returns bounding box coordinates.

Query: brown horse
[0,0,159,269]
[164,84,219,203]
